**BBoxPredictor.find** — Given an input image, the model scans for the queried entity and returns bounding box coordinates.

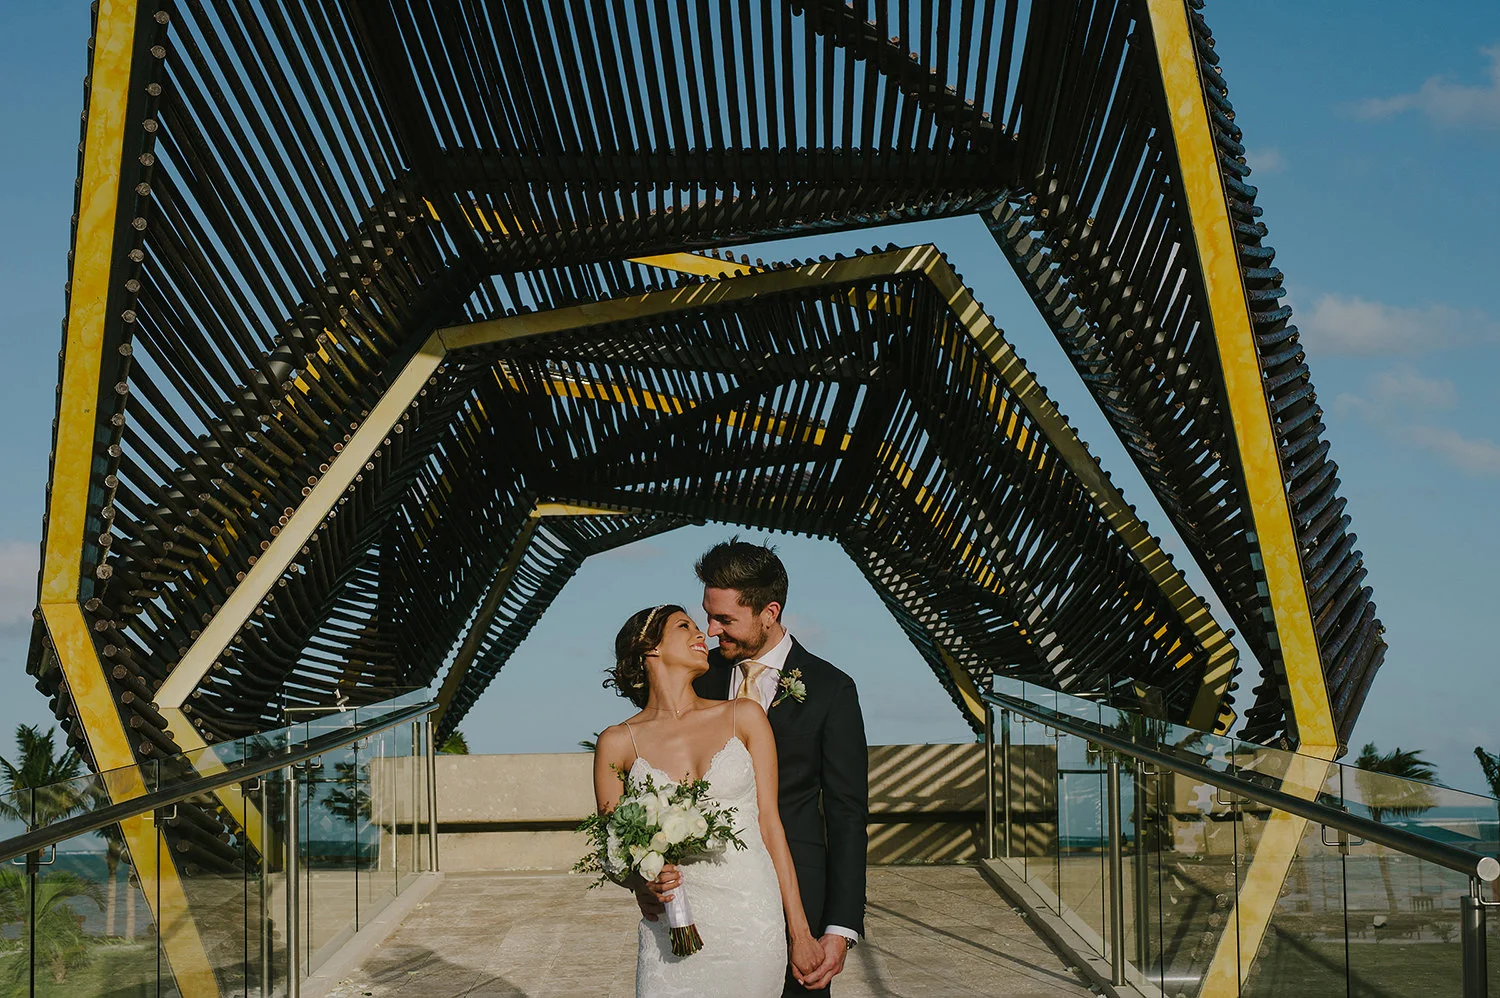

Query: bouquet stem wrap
[664,884,702,956]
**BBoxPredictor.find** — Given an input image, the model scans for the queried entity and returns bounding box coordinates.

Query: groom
[641,538,868,994]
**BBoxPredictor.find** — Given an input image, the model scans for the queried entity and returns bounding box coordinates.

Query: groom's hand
[633,864,680,921]
[801,934,850,990]
[789,935,824,985]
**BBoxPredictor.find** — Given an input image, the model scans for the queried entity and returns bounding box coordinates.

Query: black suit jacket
[694,639,868,937]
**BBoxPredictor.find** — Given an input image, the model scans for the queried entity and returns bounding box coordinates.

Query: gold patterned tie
[736,660,769,706]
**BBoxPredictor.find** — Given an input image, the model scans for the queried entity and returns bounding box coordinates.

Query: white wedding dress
[631,735,786,997]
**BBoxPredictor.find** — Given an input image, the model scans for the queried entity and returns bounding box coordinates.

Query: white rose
[659,808,692,845]
[638,851,665,881]
[640,794,660,824]
[688,811,708,837]
[649,830,670,853]
[629,844,648,867]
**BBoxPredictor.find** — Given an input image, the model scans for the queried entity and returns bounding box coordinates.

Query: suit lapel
[766,640,810,734]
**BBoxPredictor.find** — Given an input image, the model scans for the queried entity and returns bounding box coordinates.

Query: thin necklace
[643,701,694,720]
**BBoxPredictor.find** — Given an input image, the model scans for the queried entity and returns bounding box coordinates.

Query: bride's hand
[644,864,681,903]
[789,933,824,984]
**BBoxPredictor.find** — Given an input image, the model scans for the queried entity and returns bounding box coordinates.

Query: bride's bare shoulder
[594,723,635,757]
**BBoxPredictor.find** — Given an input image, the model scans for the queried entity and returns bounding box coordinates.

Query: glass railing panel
[998,676,1500,859]
[362,725,402,913]
[1489,883,1499,996]
[29,817,167,998]
[1121,757,1155,986]
[1056,729,1109,953]
[0,787,29,989]
[1144,763,1242,995]
[296,712,364,977]
[1339,764,1495,858]
[0,697,434,998]
[1343,847,1466,993]
[1014,707,1060,908]
[160,783,257,997]
[259,772,290,998]
[1236,806,1349,996]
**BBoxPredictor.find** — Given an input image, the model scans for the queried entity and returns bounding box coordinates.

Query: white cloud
[0,541,38,637]
[1301,293,1500,355]
[1335,366,1500,479]
[1244,146,1285,174]
[1368,364,1458,411]
[1405,426,1500,477]
[1354,45,1500,129]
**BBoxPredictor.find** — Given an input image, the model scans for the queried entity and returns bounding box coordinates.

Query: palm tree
[0,726,91,833]
[439,730,470,755]
[1475,747,1500,901]
[0,869,106,984]
[1353,743,1438,917]
[95,821,129,941]
[0,725,113,984]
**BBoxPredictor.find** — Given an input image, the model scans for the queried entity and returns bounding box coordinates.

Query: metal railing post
[410,723,420,872]
[1133,762,1151,970]
[1462,877,1489,998]
[425,713,440,873]
[259,780,272,998]
[984,702,996,861]
[286,767,302,998]
[1001,708,1013,858]
[1107,750,1126,987]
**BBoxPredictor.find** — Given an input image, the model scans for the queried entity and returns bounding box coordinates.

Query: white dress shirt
[726,628,795,705]
[725,629,860,946]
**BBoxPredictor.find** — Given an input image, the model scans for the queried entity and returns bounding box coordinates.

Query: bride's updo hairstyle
[605,604,686,708]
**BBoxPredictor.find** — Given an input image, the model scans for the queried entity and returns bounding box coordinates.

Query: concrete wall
[380,743,1058,871]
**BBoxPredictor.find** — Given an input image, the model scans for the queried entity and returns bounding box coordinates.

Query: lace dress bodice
[630,735,786,997]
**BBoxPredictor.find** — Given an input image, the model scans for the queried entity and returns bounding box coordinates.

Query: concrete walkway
[326,866,1090,998]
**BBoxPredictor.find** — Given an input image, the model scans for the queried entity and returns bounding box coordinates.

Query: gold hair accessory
[635,605,668,643]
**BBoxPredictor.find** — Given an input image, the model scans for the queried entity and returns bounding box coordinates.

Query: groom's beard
[716,626,771,662]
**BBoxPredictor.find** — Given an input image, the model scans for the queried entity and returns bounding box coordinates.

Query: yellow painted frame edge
[924,257,1240,728]
[38,2,219,993]
[1144,3,1337,994]
[155,333,447,709]
[1144,0,1333,751]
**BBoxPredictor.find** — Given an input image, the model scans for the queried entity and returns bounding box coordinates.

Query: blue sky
[0,3,1496,793]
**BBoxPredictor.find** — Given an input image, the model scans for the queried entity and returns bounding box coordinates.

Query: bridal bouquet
[575,770,746,956]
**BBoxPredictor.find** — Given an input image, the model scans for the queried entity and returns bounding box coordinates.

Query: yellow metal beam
[1145,0,1332,750]
[154,332,447,709]
[1199,752,1333,995]
[41,607,220,996]
[37,3,219,994]
[936,648,986,725]
[924,259,1238,730]
[1145,3,1337,993]
[159,708,265,856]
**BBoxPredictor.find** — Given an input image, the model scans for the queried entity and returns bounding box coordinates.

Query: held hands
[631,863,680,922]
[796,933,850,990]
[788,932,825,987]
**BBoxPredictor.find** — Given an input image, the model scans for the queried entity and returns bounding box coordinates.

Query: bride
[593,604,823,997]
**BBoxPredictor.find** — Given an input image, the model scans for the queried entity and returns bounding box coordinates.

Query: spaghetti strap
[622,720,640,757]
[731,699,738,742]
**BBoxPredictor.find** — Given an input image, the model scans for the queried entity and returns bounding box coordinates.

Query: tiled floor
[327,866,1090,998]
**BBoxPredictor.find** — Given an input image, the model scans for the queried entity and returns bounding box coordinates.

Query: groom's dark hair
[695,537,788,616]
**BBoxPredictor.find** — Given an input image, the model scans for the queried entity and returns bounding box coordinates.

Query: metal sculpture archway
[31,1,1382,994]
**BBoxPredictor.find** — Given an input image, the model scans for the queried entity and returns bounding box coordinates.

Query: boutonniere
[772,668,807,707]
